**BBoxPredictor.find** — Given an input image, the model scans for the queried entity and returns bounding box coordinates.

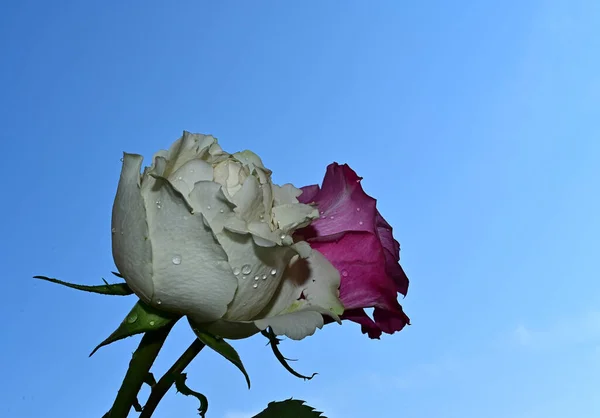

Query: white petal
[213,159,247,200]
[257,248,344,335]
[188,181,238,234]
[169,159,214,200]
[254,310,325,341]
[232,175,265,223]
[272,183,302,205]
[111,153,154,302]
[144,177,238,322]
[222,230,297,321]
[272,203,319,232]
[189,183,297,321]
[247,221,279,246]
[165,132,217,176]
[232,150,270,174]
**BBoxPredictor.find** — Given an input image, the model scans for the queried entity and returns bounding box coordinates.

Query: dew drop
[111,227,116,233]
[177,176,183,181]
[242,276,247,280]
[261,274,267,280]
[190,168,195,173]
[156,200,162,209]
[254,275,259,281]
[259,214,265,219]
[156,299,162,305]
[342,269,349,277]
[120,157,124,162]
[320,210,324,215]
[127,313,138,323]
[270,268,277,276]
[252,283,258,289]
[241,264,252,275]
[329,216,335,220]
[172,255,182,265]
[359,221,364,225]
[149,320,155,326]
[232,267,241,276]
[280,234,287,240]
[219,208,224,213]
[356,207,361,212]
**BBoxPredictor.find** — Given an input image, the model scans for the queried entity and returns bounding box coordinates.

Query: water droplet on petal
[177,176,183,181]
[356,207,361,212]
[219,209,224,213]
[252,283,258,289]
[342,269,349,277]
[156,200,162,209]
[149,320,155,326]
[111,227,116,233]
[259,214,264,219]
[156,299,162,305]
[320,210,324,215]
[120,157,124,162]
[270,268,277,276]
[254,275,259,281]
[241,264,252,275]
[172,255,182,265]
[232,267,241,275]
[207,205,211,210]
[330,216,335,220]
[359,221,364,225]
[261,274,267,280]
[127,313,138,323]
[280,234,286,240]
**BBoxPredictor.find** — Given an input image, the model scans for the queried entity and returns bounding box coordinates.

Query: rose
[112,132,344,340]
[297,163,410,339]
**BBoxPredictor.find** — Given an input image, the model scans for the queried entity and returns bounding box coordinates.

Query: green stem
[139,338,206,418]
[107,322,175,418]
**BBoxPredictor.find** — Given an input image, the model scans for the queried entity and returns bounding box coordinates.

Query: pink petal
[299,163,377,241]
[375,211,409,296]
[311,233,398,312]
[372,306,410,334]
[342,308,383,339]
[295,162,410,339]
[298,184,320,204]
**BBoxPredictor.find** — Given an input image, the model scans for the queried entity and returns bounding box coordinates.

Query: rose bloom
[297,163,410,339]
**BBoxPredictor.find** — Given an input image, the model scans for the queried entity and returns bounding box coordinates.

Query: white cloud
[513,310,600,349]
[366,355,460,390]
[514,324,533,346]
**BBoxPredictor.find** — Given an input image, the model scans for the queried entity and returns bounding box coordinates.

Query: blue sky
[2,1,599,417]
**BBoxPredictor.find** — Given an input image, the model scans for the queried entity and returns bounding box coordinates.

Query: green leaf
[33,275,133,296]
[175,373,209,417]
[191,327,251,388]
[252,399,326,418]
[90,300,180,356]
[261,329,317,380]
